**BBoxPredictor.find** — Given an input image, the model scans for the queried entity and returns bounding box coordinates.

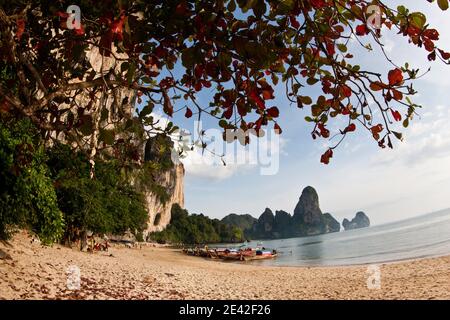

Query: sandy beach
[1,231,449,300]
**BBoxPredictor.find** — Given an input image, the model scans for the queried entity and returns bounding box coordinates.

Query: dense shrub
[47,144,148,242]
[0,119,149,244]
[0,119,64,243]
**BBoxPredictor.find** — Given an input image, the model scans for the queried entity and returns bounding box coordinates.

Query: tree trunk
[80,229,87,251]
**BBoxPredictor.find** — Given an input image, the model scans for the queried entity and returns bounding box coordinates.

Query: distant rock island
[342,212,370,231]
[221,186,370,240]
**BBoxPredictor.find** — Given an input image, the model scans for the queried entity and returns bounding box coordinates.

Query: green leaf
[337,43,347,53]
[140,103,154,118]
[100,108,109,122]
[126,62,136,84]
[120,62,129,73]
[392,131,403,141]
[409,12,427,29]
[181,47,196,69]
[227,0,236,12]
[307,77,319,85]
[78,115,94,136]
[438,0,449,11]
[99,129,115,145]
[300,96,313,105]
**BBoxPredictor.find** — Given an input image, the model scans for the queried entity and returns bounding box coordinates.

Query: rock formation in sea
[322,213,341,233]
[273,210,293,239]
[292,186,340,236]
[342,212,370,231]
[251,208,276,239]
[224,186,341,240]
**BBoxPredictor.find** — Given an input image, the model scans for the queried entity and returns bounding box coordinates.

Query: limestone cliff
[293,186,340,236]
[65,45,184,238]
[342,212,370,231]
[143,164,184,235]
[227,186,341,240]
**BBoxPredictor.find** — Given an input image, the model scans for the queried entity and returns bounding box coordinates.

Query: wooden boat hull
[243,253,277,261]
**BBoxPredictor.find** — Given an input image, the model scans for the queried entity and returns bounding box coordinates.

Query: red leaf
[162,90,173,116]
[185,107,193,118]
[344,123,356,133]
[74,24,85,36]
[194,64,204,78]
[371,124,383,140]
[249,90,265,110]
[370,81,387,91]
[439,49,450,60]
[355,24,368,36]
[289,16,300,29]
[392,89,403,101]
[341,85,352,98]
[391,110,402,122]
[318,123,330,138]
[321,149,333,165]
[111,14,126,39]
[388,69,404,86]
[267,106,279,118]
[16,19,25,40]
[223,107,233,119]
[326,42,335,56]
[262,88,274,100]
[274,123,282,134]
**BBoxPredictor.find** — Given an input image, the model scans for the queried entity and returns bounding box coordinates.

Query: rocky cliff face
[69,45,184,238]
[322,213,341,233]
[342,212,370,231]
[293,186,323,226]
[231,187,341,240]
[293,186,339,236]
[143,164,184,235]
[273,210,292,238]
[251,208,275,239]
[222,187,370,239]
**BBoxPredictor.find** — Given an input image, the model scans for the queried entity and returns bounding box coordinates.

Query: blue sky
[149,1,450,225]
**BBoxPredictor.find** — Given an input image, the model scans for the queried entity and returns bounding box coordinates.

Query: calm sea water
[242,209,450,266]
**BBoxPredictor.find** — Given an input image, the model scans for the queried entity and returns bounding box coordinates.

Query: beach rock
[342,212,370,230]
[0,249,12,260]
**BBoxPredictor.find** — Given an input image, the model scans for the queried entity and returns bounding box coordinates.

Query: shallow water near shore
[237,209,450,267]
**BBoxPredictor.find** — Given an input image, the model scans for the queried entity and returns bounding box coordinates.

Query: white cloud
[370,104,450,166]
[182,133,288,181]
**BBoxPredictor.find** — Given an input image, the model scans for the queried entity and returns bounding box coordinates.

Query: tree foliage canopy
[0,0,449,164]
[0,119,149,242]
[150,204,245,244]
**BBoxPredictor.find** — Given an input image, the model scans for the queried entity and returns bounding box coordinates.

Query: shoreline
[1,231,449,300]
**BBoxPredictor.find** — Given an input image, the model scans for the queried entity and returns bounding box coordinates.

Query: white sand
[1,231,449,300]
